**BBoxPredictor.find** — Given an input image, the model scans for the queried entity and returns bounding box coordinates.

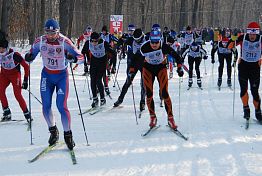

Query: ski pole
[178,77,181,120]
[28,64,33,145]
[233,62,236,120]
[204,59,207,75]
[113,53,122,89]
[85,74,92,100]
[25,89,42,105]
[131,83,138,125]
[70,64,89,146]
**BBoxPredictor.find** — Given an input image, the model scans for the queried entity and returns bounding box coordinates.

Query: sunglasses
[150,41,160,44]
[91,39,98,43]
[45,29,58,35]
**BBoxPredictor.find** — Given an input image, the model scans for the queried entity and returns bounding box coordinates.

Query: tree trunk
[67,0,75,39]
[192,0,199,27]
[40,0,45,34]
[59,0,69,36]
[1,0,11,33]
[179,0,187,30]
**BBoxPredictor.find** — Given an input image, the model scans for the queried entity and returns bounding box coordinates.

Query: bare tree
[1,0,11,33]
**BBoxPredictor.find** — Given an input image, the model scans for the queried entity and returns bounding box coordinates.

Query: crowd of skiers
[0,18,261,149]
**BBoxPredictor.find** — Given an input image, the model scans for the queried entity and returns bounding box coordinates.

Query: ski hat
[85,25,92,32]
[133,28,144,40]
[151,24,161,32]
[186,26,191,31]
[149,30,161,42]
[44,19,60,33]
[102,25,108,32]
[90,32,100,40]
[246,22,260,34]
[128,24,135,31]
[222,37,229,42]
[0,39,8,48]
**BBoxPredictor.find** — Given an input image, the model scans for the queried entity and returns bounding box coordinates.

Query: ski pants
[188,56,202,79]
[118,66,145,102]
[90,57,107,99]
[0,71,28,112]
[40,68,71,132]
[238,60,261,109]
[218,53,232,79]
[143,63,173,118]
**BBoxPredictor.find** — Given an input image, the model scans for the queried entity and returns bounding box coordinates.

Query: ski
[0,119,24,123]
[141,125,161,137]
[79,107,99,115]
[89,106,106,115]
[245,119,250,130]
[167,126,189,141]
[187,87,191,90]
[69,149,77,165]
[28,142,63,163]
[106,94,112,99]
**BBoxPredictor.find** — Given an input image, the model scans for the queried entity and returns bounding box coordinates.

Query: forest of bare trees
[0,0,261,44]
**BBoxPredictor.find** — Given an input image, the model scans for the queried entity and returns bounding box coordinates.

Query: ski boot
[105,87,111,96]
[227,78,232,87]
[48,126,59,146]
[243,106,250,120]
[23,109,32,123]
[188,78,193,87]
[100,98,106,106]
[169,71,173,79]
[255,109,262,122]
[217,78,222,88]
[114,98,123,107]
[64,130,75,150]
[168,117,178,130]
[1,107,11,121]
[149,116,157,128]
[140,100,145,111]
[197,78,202,88]
[91,97,99,108]
[111,67,116,74]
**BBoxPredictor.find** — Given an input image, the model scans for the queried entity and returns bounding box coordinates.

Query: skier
[113,28,146,111]
[76,25,92,49]
[182,41,208,88]
[0,34,31,122]
[179,26,195,55]
[166,36,181,79]
[228,22,262,122]
[211,36,238,88]
[82,32,116,108]
[140,30,184,129]
[25,19,83,150]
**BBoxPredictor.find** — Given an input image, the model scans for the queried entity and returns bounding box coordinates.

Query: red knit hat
[222,37,229,42]
[246,22,260,34]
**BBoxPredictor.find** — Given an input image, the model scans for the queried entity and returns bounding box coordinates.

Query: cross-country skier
[211,36,238,88]
[182,41,207,88]
[113,28,146,111]
[0,33,31,122]
[228,22,262,122]
[82,32,116,108]
[25,19,84,150]
[140,30,184,129]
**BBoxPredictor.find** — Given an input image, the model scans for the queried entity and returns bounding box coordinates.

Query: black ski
[141,125,161,137]
[167,126,189,141]
[0,119,24,123]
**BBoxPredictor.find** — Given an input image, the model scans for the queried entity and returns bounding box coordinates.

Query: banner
[110,15,123,34]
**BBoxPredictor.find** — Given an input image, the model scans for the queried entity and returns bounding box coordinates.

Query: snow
[0,43,262,176]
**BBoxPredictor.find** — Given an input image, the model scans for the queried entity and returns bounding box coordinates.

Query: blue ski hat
[44,19,60,32]
[128,24,135,31]
[150,30,161,42]
[151,24,161,32]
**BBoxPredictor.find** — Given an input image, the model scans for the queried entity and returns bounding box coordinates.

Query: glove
[84,65,89,73]
[77,45,80,50]
[176,67,184,77]
[22,77,28,89]
[25,53,33,62]
[66,54,77,63]
[211,58,215,64]
[203,55,208,60]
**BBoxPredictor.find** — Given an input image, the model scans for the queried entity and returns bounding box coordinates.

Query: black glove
[203,55,208,60]
[211,58,215,64]
[176,67,184,77]
[84,65,89,73]
[22,77,28,89]
[66,54,77,63]
[25,53,33,62]
[77,45,80,50]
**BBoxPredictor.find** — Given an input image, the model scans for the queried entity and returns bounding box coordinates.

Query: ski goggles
[91,39,98,43]
[150,40,160,44]
[246,28,260,34]
[45,29,59,35]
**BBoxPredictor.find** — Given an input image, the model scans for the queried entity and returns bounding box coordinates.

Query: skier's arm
[81,40,90,66]
[64,38,84,64]
[181,48,190,59]
[25,37,41,62]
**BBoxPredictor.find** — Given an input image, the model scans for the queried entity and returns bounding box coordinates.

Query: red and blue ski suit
[28,34,84,132]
